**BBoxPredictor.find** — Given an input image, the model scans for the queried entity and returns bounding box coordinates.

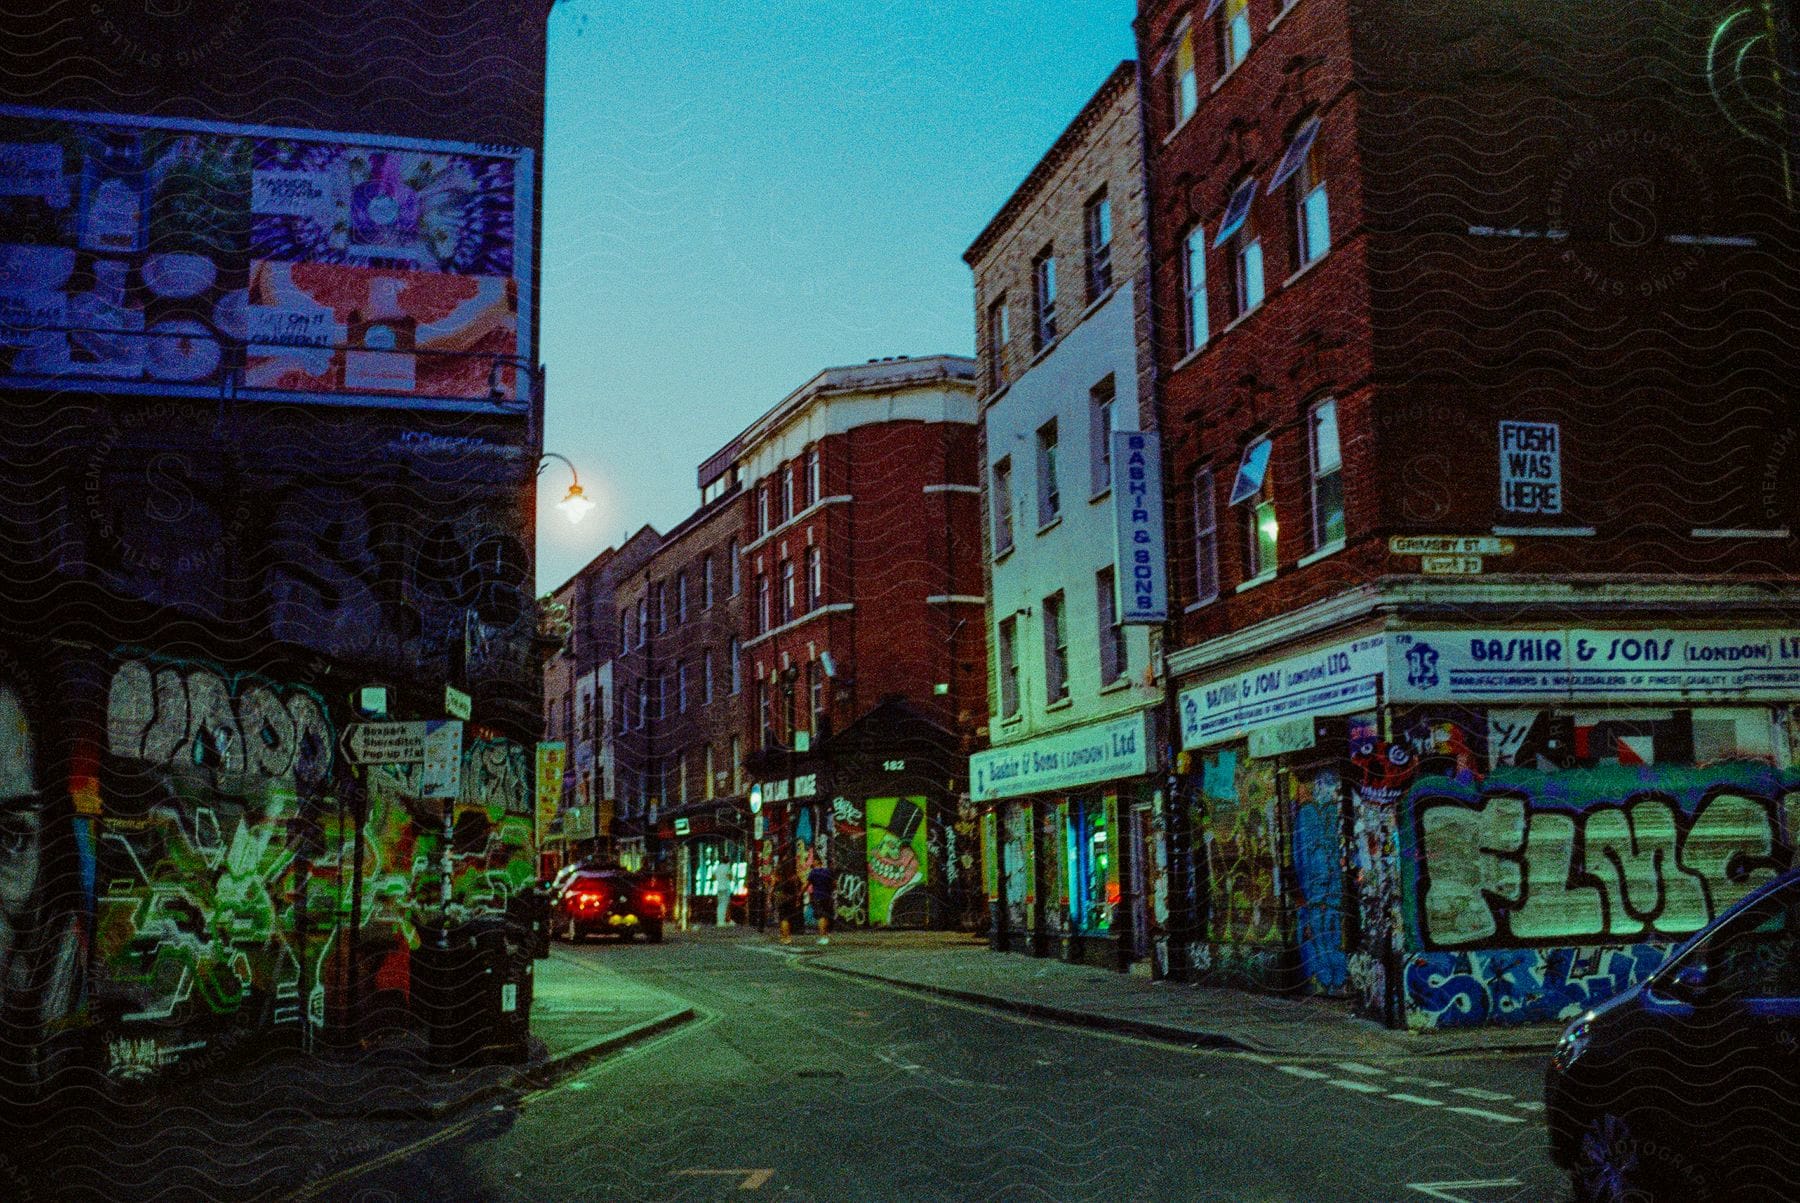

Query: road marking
[1389,1075,1453,1089]
[676,1169,774,1190]
[1327,1078,1387,1094]
[1405,1179,1524,1201]
[1451,1086,1516,1102]
[1277,1065,1332,1079]
[1448,1105,1527,1124]
[1332,1061,1387,1076]
[1511,1100,1545,1113]
[1385,1093,1446,1107]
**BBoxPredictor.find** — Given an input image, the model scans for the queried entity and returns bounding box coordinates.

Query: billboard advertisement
[0,104,533,408]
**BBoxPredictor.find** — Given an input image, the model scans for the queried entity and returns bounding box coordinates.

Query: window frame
[997,616,1021,719]
[1032,246,1058,350]
[1089,375,1116,497]
[702,553,715,608]
[1096,567,1126,685]
[988,295,1010,391]
[1042,591,1070,703]
[1308,397,1345,549]
[806,544,822,611]
[1084,188,1113,301]
[1192,466,1220,605]
[1162,21,1198,132]
[1182,223,1209,354]
[728,538,741,596]
[1218,0,1252,76]
[1237,436,1279,580]
[1036,419,1061,527]
[992,456,1015,555]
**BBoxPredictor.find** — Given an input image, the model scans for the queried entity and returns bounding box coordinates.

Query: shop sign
[970,712,1149,803]
[419,721,463,801]
[1248,715,1317,759]
[1111,431,1168,623]
[1388,628,1800,703]
[758,773,818,803]
[534,740,566,845]
[1420,554,1484,575]
[563,804,596,840]
[1179,635,1387,751]
[673,817,690,836]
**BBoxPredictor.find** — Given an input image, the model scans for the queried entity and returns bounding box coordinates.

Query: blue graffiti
[1293,790,1348,994]
[1405,944,1670,1028]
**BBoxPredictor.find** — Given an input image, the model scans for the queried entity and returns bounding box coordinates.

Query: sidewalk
[786,930,1557,1060]
[5,950,695,1202]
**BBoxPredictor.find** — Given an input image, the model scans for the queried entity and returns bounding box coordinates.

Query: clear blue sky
[535,0,1138,590]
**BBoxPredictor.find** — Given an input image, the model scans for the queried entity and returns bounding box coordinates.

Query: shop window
[1065,798,1113,932]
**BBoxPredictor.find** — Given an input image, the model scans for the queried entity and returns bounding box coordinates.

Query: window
[729,638,742,694]
[637,679,648,729]
[807,446,821,503]
[1216,178,1264,317]
[806,545,822,611]
[703,554,715,608]
[677,659,689,713]
[1096,568,1127,685]
[728,538,741,595]
[676,752,688,806]
[1032,247,1057,350]
[704,745,716,800]
[1042,592,1069,703]
[779,558,795,624]
[619,610,630,654]
[1182,224,1209,353]
[1090,376,1115,496]
[1036,420,1060,526]
[636,597,648,647]
[1217,0,1252,76]
[704,649,715,701]
[810,660,826,732]
[757,573,770,632]
[987,296,1010,390]
[991,457,1015,555]
[676,573,688,623]
[1084,189,1113,301]
[655,673,666,720]
[1233,436,1278,579]
[1273,116,1329,267]
[654,582,667,632]
[780,465,793,525]
[758,680,772,748]
[1164,22,1198,131]
[1309,398,1345,548]
[1193,467,1219,604]
[997,617,1020,719]
[757,483,770,535]
[730,735,743,792]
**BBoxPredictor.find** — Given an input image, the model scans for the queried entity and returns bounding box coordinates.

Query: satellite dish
[820,651,837,678]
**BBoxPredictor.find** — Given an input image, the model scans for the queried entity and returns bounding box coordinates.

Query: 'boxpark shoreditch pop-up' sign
[0,104,534,409]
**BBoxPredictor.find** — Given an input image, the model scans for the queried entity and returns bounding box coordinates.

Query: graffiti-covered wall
[1193,748,1286,986]
[1393,707,1799,1029]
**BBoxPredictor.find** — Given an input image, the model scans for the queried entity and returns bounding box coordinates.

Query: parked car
[1545,866,1800,1202]
[549,867,667,943]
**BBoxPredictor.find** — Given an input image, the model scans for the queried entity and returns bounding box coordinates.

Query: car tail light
[576,891,604,910]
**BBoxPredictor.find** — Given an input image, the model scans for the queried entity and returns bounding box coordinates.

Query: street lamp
[539,452,595,524]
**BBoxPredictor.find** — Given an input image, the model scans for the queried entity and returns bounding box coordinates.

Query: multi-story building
[1,1,553,1091]
[711,356,989,930]
[1136,0,1800,1028]
[604,526,667,868]
[964,63,1167,971]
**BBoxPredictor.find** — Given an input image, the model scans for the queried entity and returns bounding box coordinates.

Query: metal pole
[347,770,367,1045]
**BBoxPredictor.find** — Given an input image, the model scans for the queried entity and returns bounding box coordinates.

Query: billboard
[0,104,533,408]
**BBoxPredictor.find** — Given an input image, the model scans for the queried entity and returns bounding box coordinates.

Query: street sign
[673,817,691,836]
[1389,535,1514,557]
[1421,554,1485,575]
[444,685,472,720]
[343,721,429,765]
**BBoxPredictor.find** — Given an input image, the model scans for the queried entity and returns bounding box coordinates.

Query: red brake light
[643,891,662,905]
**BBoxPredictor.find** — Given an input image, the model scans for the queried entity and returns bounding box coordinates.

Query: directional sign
[343,721,429,765]
[1389,535,1514,557]
[1421,554,1484,575]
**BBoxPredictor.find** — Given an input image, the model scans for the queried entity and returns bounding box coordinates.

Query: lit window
[1309,398,1345,548]
[1033,247,1057,349]
[1232,437,1278,579]
[1216,0,1252,75]
[1164,23,1198,130]
[997,617,1020,719]
[992,457,1015,555]
[1193,467,1219,604]
[1090,376,1115,496]
[1097,568,1126,685]
[1043,592,1069,702]
[1037,420,1060,526]
[1270,117,1329,267]
[1085,189,1113,301]
[1182,224,1208,353]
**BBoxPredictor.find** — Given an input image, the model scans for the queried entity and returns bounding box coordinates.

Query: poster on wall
[866,797,928,926]
[0,104,533,408]
[534,741,566,847]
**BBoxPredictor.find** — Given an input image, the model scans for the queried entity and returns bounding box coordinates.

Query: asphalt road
[307,932,1566,1203]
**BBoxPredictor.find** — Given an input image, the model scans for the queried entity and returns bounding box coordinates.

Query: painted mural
[828,795,868,927]
[1346,722,1414,1021]
[1400,753,1798,1028]
[1289,765,1348,995]
[1199,750,1282,947]
[867,797,928,926]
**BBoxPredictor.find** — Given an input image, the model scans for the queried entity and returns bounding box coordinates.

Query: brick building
[715,356,989,930]
[963,63,1168,970]
[1136,0,1800,1028]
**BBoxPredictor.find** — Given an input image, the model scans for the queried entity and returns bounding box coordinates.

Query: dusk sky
[534,0,1138,590]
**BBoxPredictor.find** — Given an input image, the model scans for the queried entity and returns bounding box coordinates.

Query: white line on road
[1510,1100,1545,1113]
[1385,1093,1446,1107]
[1451,1087,1516,1102]
[1448,1105,1527,1124]
[1332,1061,1387,1076]
[1327,1078,1387,1094]
[1277,1065,1332,1080]
[1406,1180,1524,1201]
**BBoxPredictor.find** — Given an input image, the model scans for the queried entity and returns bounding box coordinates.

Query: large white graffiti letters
[1418,786,1787,947]
[107,658,332,794]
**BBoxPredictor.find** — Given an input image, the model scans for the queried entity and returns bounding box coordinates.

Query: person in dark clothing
[806,854,835,945]
[774,862,803,945]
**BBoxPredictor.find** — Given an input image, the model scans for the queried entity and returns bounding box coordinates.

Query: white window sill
[1044,697,1074,713]
[983,379,1013,407]
[1282,249,1330,290]
[744,495,852,557]
[1036,515,1063,537]
[1267,0,1301,34]
[1691,528,1791,539]
[1172,343,1208,373]
[1212,60,1244,95]
[1234,571,1277,594]
[1098,676,1134,695]
[1162,110,1197,147]
[997,713,1024,729]
[1296,540,1345,568]
[1079,286,1117,322]
[992,542,1016,564]
[1028,339,1060,369]
[1090,485,1112,505]
[1491,526,1597,537]
[1222,302,1264,336]
[1183,596,1219,613]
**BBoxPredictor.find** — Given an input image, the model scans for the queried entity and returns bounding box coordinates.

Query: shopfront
[973,710,1157,968]
[1176,625,1800,1028]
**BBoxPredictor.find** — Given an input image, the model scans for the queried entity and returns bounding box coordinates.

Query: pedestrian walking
[774,862,803,944]
[806,854,835,945]
[709,858,735,927]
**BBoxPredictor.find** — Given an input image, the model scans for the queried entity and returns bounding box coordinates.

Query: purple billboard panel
[0,105,533,409]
